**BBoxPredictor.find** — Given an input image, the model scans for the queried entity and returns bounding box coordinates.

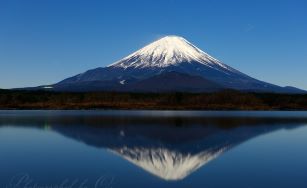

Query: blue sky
[0,0,306,89]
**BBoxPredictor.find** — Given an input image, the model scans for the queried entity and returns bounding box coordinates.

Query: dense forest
[0,89,307,110]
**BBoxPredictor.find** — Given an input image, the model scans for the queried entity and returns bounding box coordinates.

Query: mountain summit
[41,35,304,93]
[109,36,232,70]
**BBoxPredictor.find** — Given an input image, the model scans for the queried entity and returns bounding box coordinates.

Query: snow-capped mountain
[108,36,234,71]
[42,35,304,93]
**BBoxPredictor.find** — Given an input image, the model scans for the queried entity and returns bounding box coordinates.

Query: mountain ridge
[26,35,306,93]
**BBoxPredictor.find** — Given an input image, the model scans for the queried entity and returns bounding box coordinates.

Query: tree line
[0,89,307,110]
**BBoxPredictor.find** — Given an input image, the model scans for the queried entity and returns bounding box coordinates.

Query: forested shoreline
[0,89,307,110]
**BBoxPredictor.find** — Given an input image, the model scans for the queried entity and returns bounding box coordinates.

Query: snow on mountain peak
[112,146,228,181]
[108,35,230,70]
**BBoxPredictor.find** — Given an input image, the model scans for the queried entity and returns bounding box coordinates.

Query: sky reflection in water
[1,111,307,188]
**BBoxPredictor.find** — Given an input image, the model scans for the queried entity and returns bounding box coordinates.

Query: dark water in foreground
[1,110,307,188]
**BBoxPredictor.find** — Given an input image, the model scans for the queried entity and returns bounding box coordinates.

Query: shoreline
[1,90,307,111]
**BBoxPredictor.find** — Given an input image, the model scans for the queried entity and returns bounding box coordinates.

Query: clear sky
[0,0,306,89]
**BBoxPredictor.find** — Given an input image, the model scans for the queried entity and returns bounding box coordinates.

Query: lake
[1,110,307,188]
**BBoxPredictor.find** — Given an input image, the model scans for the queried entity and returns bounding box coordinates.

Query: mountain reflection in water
[1,111,306,181]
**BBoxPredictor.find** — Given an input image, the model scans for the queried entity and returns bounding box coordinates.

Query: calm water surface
[1,110,307,188]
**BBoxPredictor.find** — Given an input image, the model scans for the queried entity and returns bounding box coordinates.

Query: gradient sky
[0,0,306,89]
